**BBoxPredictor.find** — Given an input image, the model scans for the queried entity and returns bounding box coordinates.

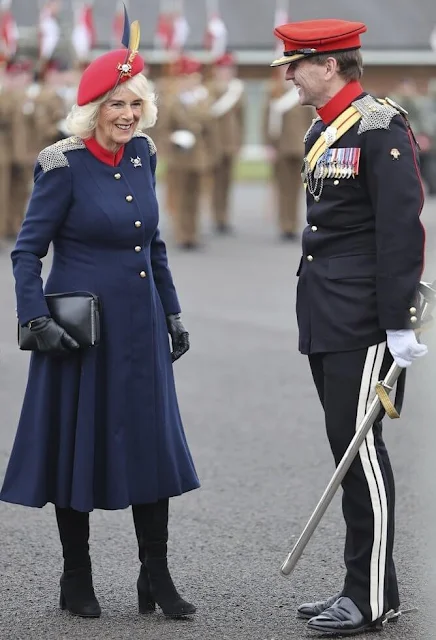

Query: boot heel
[59,591,66,610]
[138,587,156,614]
[146,558,196,618]
[137,571,156,614]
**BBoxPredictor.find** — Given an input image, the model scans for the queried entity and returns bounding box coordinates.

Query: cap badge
[131,156,142,168]
[117,62,133,78]
[390,148,401,160]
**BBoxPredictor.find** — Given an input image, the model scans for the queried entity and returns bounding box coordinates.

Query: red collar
[317,81,364,124]
[84,136,125,166]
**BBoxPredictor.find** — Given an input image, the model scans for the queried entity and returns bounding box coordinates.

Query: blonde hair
[66,74,157,139]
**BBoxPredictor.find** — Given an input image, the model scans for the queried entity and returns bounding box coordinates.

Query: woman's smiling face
[95,85,143,152]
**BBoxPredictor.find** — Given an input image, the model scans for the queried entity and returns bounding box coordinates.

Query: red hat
[174,55,202,76]
[271,19,367,68]
[77,49,145,105]
[77,6,145,106]
[215,52,235,67]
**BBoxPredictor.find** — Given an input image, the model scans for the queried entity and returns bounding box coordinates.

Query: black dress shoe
[307,597,380,636]
[297,592,342,619]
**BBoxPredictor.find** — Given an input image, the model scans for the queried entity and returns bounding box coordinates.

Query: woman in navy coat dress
[0,13,199,620]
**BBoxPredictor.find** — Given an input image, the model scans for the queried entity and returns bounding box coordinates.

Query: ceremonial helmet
[77,5,145,106]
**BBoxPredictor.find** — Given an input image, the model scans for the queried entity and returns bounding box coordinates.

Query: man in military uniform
[263,65,314,240]
[0,61,15,241]
[147,61,177,215]
[207,51,245,234]
[166,55,219,249]
[271,19,427,635]
[9,62,66,237]
[152,62,176,158]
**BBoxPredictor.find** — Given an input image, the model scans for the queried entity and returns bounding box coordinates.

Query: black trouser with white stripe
[309,342,400,622]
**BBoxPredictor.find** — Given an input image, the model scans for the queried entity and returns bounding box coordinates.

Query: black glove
[28,316,80,354]
[166,313,189,362]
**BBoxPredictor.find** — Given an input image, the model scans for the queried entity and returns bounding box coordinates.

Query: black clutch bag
[18,291,101,351]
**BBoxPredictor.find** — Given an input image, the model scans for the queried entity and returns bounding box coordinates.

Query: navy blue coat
[297,93,425,355]
[0,132,200,512]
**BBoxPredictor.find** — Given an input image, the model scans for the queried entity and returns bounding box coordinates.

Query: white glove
[386,329,428,368]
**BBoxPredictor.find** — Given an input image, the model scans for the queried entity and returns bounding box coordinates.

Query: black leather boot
[56,507,101,618]
[59,568,101,618]
[132,500,196,618]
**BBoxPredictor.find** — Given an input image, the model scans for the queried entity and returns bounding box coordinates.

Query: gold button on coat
[135,246,141,252]
[114,173,121,180]
[409,307,417,314]
[126,195,133,202]
[311,226,318,232]
[135,221,141,228]
[140,271,146,278]
[307,255,314,262]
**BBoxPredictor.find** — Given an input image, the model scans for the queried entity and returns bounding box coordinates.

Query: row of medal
[314,147,361,180]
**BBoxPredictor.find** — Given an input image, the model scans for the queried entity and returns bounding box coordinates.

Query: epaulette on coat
[133,131,157,156]
[37,136,85,173]
[352,94,402,135]
[38,132,157,174]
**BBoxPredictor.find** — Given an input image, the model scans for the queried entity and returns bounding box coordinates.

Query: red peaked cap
[77,48,145,106]
[271,19,367,67]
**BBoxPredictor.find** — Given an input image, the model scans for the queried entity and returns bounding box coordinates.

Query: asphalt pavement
[1,182,436,640]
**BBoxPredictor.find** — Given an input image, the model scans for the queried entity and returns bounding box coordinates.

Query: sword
[281,280,436,578]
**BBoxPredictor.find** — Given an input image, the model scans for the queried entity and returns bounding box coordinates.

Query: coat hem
[0,483,200,513]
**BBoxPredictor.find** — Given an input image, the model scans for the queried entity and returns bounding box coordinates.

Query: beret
[77,48,145,106]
